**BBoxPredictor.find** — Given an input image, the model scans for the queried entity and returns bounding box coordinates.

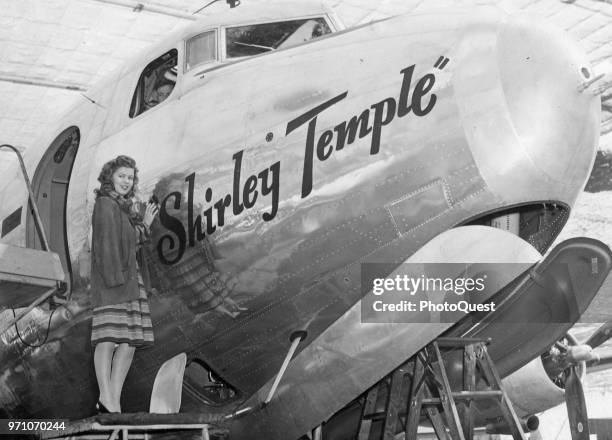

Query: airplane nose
[497,16,600,182]
[456,13,601,205]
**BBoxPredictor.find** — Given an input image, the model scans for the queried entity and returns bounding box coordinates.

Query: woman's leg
[94,342,116,410]
[110,343,136,412]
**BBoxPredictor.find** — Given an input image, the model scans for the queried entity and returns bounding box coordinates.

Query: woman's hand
[143,202,159,229]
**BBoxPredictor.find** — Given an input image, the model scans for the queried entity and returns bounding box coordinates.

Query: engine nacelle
[501,356,566,416]
[501,331,588,417]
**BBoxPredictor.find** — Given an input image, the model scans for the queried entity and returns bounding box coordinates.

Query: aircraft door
[26,126,80,293]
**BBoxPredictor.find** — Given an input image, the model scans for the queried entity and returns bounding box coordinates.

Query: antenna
[193,0,240,15]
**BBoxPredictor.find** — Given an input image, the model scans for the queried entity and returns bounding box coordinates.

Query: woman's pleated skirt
[91,280,154,348]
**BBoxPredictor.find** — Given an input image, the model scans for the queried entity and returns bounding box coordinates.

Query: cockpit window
[130,49,178,118]
[225,18,331,58]
[185,30,217,72]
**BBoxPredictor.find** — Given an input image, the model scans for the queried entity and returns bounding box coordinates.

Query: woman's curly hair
[94,155,139,199]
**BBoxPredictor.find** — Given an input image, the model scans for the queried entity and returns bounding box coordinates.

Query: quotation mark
[434,56,450,69]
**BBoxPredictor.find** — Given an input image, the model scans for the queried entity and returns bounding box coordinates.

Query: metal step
[0,243,64,308]
[38,412,227,440]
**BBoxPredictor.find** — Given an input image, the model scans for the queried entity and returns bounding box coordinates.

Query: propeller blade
[587,349,612,373]
[585,320,612,349]
[564,365,590,440]
[566,345,599,363]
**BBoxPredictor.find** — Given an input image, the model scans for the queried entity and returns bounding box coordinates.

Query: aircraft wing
[578,270,612,324]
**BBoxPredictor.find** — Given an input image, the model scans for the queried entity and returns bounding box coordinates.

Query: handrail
[0,144,50,251]
[0,287,56,337]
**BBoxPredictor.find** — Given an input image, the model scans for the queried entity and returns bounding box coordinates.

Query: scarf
[98,188,144,227]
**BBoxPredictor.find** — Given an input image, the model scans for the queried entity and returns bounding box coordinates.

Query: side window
[183,359,240,405]
[130,49,178,118]
[185,30,217,72]
[225,18,331,59]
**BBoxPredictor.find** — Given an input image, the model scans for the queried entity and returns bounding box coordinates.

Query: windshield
[225,17,331,58]
[185,30,217,71]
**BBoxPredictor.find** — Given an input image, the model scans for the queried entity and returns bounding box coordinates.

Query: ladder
[358,337,527,440]
[0,144,65,336]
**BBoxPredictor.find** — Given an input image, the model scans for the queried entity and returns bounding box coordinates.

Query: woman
[90,155,158,413]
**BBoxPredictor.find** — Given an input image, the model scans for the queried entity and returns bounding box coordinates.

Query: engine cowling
[498,333,587,416]
[502,355,567,416]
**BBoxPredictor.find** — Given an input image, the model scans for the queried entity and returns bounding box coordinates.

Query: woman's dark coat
[90,196,150,308]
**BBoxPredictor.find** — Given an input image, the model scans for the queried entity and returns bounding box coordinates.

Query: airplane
[0,2,611,439]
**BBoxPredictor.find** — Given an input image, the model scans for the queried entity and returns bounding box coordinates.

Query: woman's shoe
[96,400,112,414]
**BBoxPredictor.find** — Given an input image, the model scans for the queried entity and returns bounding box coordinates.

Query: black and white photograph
[0,0,611,439]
